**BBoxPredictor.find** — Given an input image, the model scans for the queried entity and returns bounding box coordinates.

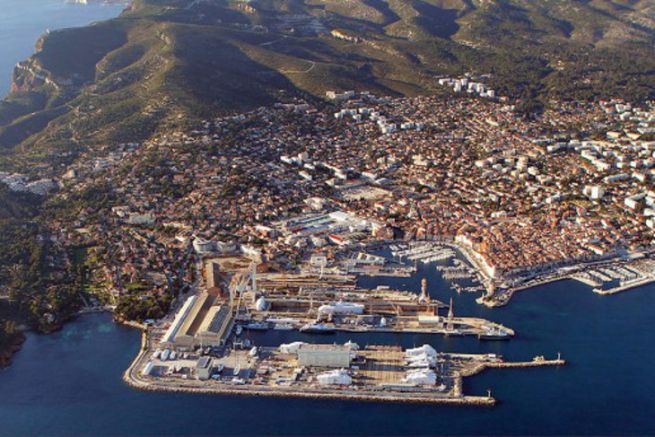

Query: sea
[1,253,655,436]
[0,0,125,97]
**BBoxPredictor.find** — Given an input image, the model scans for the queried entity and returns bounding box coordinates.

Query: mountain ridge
[0,0,653,173]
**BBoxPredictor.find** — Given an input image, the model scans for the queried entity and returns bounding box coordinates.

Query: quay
[235,264,515,340]
[116,251,565,407]
[123,371,497,406]
[484,358,566,368]
[593,276,655,295]
[478,257,655,307]
[124,326,561,406]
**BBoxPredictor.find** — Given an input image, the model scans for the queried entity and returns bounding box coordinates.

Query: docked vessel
[299,323,336,334]
[273,323,295,330]
[445,329,464,337]
[478,327,512,341]
[243,321,269,331]
[318,300,365,316]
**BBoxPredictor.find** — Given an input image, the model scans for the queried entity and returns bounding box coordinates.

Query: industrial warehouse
[160,291,233,349]
[124,251,563,405]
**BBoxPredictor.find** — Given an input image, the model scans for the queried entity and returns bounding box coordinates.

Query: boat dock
[118,251,569,406]
[243,272,514,339]
[391,243,456,264]
[480,258,655,307]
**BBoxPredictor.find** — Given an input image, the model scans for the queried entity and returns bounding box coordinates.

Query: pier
[593,277,655,295]
[484,358,566,368]
[116,251,569,407]
[124,326,561,406]
[479,258,655,307]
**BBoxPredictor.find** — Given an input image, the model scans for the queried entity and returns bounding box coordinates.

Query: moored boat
[244,321,269,331]
[299,323,336,334]
[478,327,512,340]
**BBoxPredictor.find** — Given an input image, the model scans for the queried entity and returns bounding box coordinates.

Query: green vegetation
[0,218,83,332]
[0,319,24,367]
[115,293,172,322]
[0,184,91,335]
[0,0,652,173]
[0,320,15,347]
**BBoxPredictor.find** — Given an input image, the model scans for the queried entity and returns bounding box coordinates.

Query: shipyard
[122,243,567,405]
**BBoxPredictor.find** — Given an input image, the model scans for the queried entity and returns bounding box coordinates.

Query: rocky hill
[0,0,653,173]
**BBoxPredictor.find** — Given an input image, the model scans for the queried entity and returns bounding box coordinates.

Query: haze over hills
[0,0,654,172]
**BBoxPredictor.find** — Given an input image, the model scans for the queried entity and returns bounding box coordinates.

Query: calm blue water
[1,256,654,436]
[0,0,124,96]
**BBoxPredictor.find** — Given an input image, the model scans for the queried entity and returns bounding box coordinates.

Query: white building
[405,344,437,358]
[583,185,605,200]
[196,357,213,380]
[279,342,306,354]
[318,301,365,316]
[297,344,352,368]
[625,193,646,210]
[193,237,215,254]
[402,368,437,386]
[316,369,352,385]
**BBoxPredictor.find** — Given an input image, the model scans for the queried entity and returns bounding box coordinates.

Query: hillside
[0,185,40,219]
[0,0,653,173]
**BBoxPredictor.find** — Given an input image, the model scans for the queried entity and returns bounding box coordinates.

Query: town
[5,89,654,304]
[3,89,654,403]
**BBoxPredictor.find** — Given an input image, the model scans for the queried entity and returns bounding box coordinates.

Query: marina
[391,243,457,264]
[480,257,655,307]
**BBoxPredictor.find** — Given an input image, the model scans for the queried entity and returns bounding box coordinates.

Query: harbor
[119,246,574,406]
[126,330,563,405]
[240,270,514,339]
[3,274,655,435]
[478,257,655,307]
[126,241,655,407]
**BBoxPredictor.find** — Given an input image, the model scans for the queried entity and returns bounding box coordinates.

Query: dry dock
[244,272,515,339]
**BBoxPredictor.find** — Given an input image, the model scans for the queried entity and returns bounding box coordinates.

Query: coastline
[0,332,26,369]
[2,274,654,435]
[453,244,655,307]
[120,321,562,406]
[0,306,115,370]
[121,337,497,406]
[0,0,127,97]
[410,240,653,307]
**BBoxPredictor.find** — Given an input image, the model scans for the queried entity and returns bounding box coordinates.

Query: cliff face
[10,60,59,94]
[0,332,26,368]
[11,35,54,94]
[0,21,129,154]
[10,24,127,95]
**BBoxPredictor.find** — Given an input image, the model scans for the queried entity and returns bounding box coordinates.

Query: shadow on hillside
[412,1,460,39]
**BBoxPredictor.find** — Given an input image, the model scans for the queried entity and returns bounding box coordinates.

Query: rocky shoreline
[0,333,26,369]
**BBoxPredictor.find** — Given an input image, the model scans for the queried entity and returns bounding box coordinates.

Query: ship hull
[478,334,511,341]
[300,328,336,335]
